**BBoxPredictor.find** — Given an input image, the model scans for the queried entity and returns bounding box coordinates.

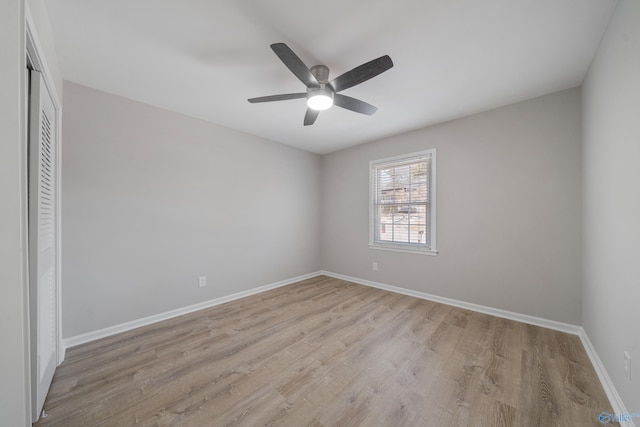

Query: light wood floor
[35,276,616,426]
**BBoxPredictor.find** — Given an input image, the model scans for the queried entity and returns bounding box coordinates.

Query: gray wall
[62,82,321,337]
[321,88,583,324]
[582,0,640,411]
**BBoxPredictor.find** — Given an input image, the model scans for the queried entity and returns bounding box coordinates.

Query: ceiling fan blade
[248,93,307,103]
[333,94,378,115]
[329,55,393,93]
[271,43,319,88]
[304,108,319,126]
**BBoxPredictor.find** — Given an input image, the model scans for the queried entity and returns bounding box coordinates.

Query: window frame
[369,149,437,256]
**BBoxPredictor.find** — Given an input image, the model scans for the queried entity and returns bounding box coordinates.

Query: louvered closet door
[29,70,58,422]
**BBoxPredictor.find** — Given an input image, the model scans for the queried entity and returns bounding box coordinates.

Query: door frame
[26,0,63,379]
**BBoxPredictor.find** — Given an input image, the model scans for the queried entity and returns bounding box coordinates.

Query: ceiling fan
[248,43,393,126]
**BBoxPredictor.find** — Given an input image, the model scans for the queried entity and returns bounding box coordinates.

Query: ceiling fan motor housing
[307,65,334,110]
[310,65,330,84]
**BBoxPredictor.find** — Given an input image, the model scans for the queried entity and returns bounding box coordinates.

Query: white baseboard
[320,270,582,335]
[62,271,323,351]
[578,329,635,427]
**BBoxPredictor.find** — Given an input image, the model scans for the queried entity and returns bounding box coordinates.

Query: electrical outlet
[624,352,631,381]
[372,262,378,271]
[198,276,207,288]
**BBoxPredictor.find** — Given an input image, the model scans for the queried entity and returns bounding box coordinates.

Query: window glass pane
[408,182,428,202]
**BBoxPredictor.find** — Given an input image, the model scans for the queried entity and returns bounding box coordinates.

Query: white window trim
[369,149,438,256]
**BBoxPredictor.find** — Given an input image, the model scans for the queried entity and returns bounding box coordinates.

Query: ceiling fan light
[307,88,334,111]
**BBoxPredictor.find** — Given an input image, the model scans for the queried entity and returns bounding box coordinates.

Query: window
[370,149,437,255]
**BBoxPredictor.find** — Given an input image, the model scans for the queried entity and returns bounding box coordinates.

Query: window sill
[368,244,438,256]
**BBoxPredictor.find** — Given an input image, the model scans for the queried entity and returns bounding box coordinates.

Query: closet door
[29,70,58,422]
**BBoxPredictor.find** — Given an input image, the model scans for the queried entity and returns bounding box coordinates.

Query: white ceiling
[45,0,617,154]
